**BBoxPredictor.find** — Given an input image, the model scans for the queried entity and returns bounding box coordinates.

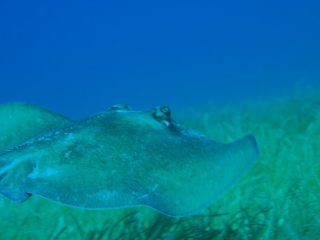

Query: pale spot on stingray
[29,167,59,178]
[64,151,71,158]
[64,133,74,141]
[151,184,159,192]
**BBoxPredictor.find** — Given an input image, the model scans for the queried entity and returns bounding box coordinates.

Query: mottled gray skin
[0,104,259,217]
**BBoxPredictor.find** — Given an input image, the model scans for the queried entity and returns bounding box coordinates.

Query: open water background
[0,0,319,119]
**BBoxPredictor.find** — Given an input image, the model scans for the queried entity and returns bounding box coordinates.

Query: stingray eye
[152,106,172,126]
[109,104,132,111]
[161,106,170,116]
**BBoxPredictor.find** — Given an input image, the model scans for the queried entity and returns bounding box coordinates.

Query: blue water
[1,0,319,119]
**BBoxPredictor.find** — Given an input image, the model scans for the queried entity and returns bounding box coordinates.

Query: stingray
[0,103,259,217]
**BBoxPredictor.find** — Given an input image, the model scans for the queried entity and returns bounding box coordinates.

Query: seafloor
[1,88,319,240]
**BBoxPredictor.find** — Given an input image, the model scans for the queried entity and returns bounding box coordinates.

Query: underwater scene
[1,1,320,239]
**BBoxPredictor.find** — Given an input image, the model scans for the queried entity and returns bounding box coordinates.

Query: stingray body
[0,103,259,217]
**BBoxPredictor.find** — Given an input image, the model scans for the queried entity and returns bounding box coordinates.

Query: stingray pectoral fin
[151,134,259,217]
[210,134,259,198]
[0,161,32,202]
[0,103,74,153]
